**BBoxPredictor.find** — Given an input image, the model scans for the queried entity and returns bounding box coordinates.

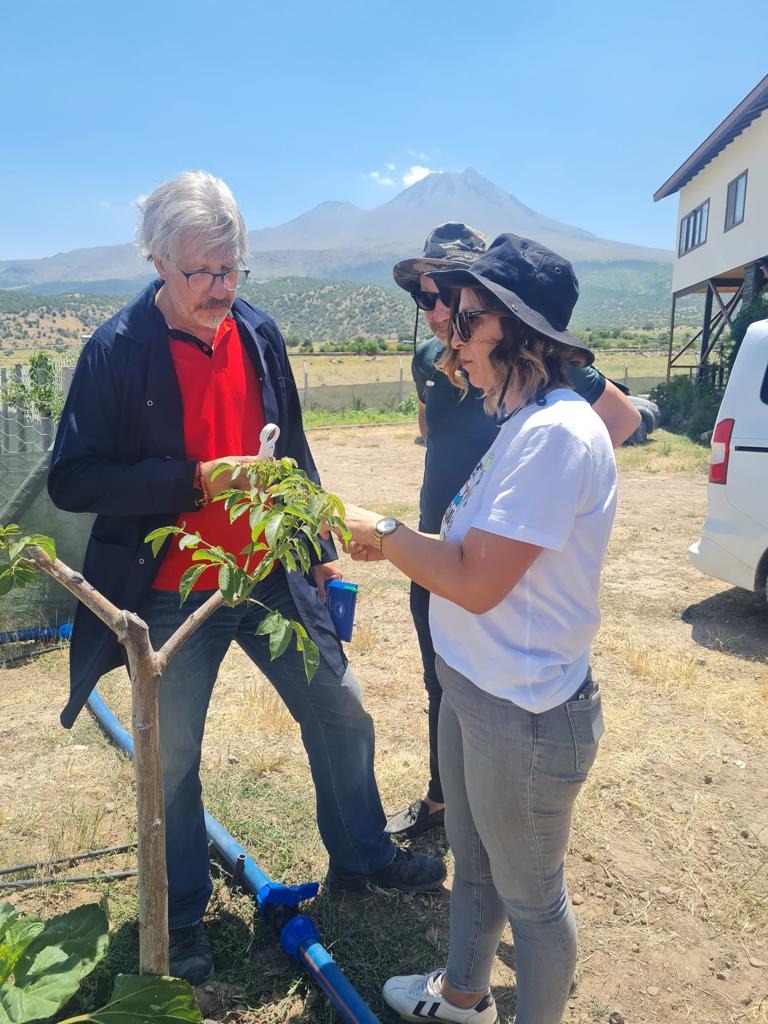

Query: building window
[724,170,747,231]
[679,199,709,256]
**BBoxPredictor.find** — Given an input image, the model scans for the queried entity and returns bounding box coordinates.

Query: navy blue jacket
[48,281,343,728]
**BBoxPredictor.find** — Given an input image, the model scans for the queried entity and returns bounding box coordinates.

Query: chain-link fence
[1,363,93,635]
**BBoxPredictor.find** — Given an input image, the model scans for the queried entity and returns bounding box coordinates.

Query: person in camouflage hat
[386,224,640,842]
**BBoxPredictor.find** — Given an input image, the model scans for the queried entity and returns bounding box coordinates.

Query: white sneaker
[383,969,498,1023]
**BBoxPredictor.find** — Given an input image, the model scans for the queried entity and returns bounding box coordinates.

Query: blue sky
[2,0,766,259]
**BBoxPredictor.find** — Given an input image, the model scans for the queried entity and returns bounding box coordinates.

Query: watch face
[376,517,399,535]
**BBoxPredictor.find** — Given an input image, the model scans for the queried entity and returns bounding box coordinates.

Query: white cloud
[365,170,397,187]
[385,162,396,171]
[98,201,112,209]
[403,165,433,187]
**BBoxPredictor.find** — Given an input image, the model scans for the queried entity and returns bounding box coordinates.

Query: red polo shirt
[152,316,268,592]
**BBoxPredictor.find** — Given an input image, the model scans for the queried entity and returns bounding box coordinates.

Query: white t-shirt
[429,389,617,713]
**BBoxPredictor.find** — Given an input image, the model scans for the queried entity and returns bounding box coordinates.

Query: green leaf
[178,565,210,605]
[248,506,270,536]
[299,525,322,558]
[8,540,31,563]
[296,546,310,575]
[292,624,320,682]
[254,610,282,638]
[144,526,182,559]
[177,533,200,551]
[0,917,44,985]
[0,908,18,945]
[228,502,251,523]
[0,571,14,597]
[190,549,225,564]
[218,564,235,605]
[0,904,109,1024]
[281,550,297,573]
[61,973,201,1024]
[25,536,56,563]
[300,637,320,682]
[264,512,284,549]
[210,462,234,481]
[10,565,35,589]
[267,616,291,661]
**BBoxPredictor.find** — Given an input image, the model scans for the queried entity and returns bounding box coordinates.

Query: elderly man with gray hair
[48,170,445,985]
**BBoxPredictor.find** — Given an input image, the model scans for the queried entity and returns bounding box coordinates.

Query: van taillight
[709,418,734,484]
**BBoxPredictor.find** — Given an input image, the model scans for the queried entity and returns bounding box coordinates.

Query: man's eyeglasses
[452,309,502,343]
[176,261,250,294]
[411,289,441,311]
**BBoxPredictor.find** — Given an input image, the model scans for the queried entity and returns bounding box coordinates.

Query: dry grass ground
[1,428,766,1023]
[0,343,667,388]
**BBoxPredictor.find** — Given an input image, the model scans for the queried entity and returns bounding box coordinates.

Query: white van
[689,318,768,599]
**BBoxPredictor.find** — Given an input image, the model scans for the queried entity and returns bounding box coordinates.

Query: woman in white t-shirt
[334,233,617,1024]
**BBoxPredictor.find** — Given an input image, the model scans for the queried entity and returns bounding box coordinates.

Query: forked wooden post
[25,546,224,976]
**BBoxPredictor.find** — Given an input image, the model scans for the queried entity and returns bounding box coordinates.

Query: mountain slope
[0,169,671,290]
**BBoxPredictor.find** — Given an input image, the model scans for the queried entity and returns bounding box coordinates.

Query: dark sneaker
[168,921,214,986]
[383,969,498,1023]
[386,799,445,840]
[326,848,446,893]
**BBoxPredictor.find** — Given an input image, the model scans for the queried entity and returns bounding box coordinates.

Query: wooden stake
[24,547,223,976]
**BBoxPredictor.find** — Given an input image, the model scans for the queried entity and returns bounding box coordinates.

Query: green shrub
[398,391,419,416]
[649,376,722,442]
[0,353,63,418]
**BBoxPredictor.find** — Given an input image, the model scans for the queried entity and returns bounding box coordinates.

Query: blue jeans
[436,656,604,1024]
[409,581,444,804]
[139,569,393,929]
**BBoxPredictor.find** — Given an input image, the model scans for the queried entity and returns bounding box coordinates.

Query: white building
[654,75,768,378]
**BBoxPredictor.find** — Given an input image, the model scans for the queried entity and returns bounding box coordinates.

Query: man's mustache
[196,299,231,312]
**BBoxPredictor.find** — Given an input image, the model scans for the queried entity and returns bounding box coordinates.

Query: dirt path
[1,426,766,1023]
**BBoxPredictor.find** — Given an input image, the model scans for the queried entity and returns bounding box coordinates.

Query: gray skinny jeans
[436,656,604,1024]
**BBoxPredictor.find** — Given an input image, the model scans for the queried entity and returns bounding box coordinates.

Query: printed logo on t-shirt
[441,451,495,539]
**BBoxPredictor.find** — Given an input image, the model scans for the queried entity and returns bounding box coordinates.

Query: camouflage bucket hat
[393,222,489,293]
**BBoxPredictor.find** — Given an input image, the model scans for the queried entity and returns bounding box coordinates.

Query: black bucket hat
[393,222,489,293]
[428,233,594,364]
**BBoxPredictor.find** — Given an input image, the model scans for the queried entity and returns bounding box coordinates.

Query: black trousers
[409,580,444,804]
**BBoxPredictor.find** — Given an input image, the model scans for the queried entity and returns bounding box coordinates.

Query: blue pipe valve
[256,879,319,917]
[256,881,321,960]
[278,915,321,960]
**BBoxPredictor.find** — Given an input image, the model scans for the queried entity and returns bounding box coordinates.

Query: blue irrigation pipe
[0,623,73,644]
[87,689,382,1024]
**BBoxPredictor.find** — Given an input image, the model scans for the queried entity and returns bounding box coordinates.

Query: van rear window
[761,365,768,405]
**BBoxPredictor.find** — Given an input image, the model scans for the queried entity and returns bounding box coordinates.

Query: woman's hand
[321,503,387,559]
[338,503,382,548]
[348,541,386,562]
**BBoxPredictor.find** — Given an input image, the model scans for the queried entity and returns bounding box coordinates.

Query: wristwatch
[373,517,400,553]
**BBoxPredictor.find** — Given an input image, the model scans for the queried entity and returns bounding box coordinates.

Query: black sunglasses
[451,309,506,343]
[411,289,441,311]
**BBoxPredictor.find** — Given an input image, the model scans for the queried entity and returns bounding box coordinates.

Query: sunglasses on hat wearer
[411,289,441,312]
[451,309,510,344]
